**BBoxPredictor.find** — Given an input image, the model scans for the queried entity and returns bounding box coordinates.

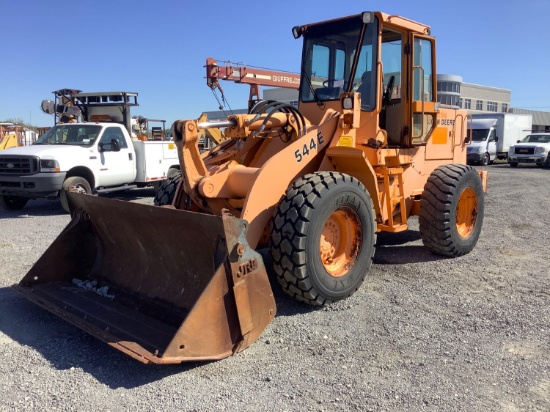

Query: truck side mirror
[493,136,499,142]
[98,139,121,152]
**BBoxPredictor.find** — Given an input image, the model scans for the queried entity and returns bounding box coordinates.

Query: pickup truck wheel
[419,164,484,257]
[0,195,28,211]
[271,172,376,306]
[481,153,489,166]
[60,176,92,214]
[154,171,181,206]
[545,156,550,169]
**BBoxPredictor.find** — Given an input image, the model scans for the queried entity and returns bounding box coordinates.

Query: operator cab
[295,12,438,149]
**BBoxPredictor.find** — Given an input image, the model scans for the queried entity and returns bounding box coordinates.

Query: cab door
[487,128,497,160]
[96,126,136,186]
[409,34,454,160]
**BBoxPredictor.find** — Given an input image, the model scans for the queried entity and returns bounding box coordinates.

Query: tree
[0,118,38,132]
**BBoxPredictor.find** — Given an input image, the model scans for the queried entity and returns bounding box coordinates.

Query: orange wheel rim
[456,187,478,238]
[320,207,361,277]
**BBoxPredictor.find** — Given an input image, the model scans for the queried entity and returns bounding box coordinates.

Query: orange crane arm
[205,57,300,109]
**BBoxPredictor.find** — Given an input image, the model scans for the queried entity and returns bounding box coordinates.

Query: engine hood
[0,144,93,159]
[512,142,550,148]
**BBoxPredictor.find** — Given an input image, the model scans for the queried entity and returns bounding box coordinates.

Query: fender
[241,109,340,248]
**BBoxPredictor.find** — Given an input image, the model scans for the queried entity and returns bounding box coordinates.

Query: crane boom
[205,57,300,109]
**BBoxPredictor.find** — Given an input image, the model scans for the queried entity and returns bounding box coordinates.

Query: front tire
[481,153,489,166]
[0,195,28,211]
[154,171,182,206]
[509,162,518,168]
[419,164,484,257]
[271,172,376,306]
[60,176,92,214]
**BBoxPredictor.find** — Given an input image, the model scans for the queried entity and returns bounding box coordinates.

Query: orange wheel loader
[14,11,487,364]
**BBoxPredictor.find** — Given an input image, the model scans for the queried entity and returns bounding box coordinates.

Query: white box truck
[467,113,532,165]
[0,90,180,213]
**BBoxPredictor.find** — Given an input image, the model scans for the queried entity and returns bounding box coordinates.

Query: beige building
[263,75,550,132]
[437,74,550,132]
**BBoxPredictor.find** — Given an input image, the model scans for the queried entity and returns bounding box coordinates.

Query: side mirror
[98,139,121,152]
[494,136,499,142]
[517,140,521,143]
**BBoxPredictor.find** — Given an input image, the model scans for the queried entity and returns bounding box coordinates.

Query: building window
[458,98,463,108]
[487,101,498,112]
[502,103,508,112]
[476,100,483,110]
[464,98,471,109]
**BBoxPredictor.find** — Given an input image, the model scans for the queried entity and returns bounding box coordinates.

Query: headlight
[342,96,353,110]
[508,147,514,154]
[535,147,546,154]
[40,159,60,172]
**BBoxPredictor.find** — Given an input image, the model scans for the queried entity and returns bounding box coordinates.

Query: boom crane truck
[0,89,179,212]
[205,57,300,110]
[15,11,487,364]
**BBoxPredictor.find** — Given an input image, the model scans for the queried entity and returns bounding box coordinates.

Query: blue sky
[1,0,549,127]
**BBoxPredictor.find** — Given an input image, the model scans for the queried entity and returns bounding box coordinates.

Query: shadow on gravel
[0,287,219,389]
[0,199,67,218]
[0,188,155,219]
[374,230,447,265]
[102,187,156,202]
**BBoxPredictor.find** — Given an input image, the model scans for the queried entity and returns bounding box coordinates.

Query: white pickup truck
[0,122,179,212]
[507,132,550,168]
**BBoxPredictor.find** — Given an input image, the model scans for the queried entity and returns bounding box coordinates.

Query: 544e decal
[295,131,325,163]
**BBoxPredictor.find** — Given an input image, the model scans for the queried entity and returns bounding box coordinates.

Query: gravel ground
[0,163,548,411]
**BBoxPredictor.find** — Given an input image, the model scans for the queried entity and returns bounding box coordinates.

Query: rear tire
[154,170,182,206]
[60,176,92,214]
[271,172,376,306]
[419,164,484,257]
[167,167,180,180]
[0,195,28,210]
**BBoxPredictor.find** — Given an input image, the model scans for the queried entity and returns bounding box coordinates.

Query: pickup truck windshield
[34,125,102,147]
[522,134,550,143]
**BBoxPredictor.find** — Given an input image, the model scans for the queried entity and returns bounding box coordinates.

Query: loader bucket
[13,192,276,364]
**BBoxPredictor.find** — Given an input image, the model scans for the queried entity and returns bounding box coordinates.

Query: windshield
[34,125,102,147]
[470,129,490,142]
[300,15,378,109]
[522,134,550,143]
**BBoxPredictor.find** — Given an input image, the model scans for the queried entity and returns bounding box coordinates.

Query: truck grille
[0,156,39,175]
[514,147,535,155]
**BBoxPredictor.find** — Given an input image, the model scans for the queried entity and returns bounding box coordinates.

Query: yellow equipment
[0,124,24,150]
